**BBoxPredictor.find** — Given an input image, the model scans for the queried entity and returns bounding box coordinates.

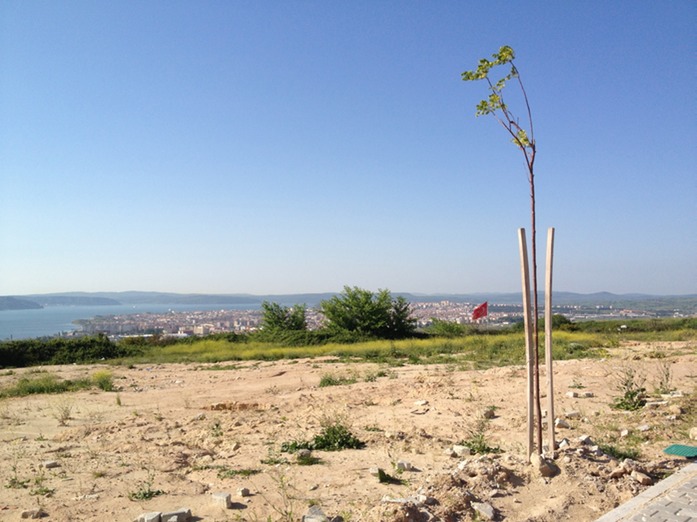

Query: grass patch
[318,373,357,387]
[282,418,365,452]
[0,373,92,398]
[599,444,641,461]
[91,370,115,391]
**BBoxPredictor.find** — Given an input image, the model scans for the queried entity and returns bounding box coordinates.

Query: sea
[0,304,257,341]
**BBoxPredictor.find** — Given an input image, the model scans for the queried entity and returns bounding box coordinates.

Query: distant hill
[7,291,697,314]
[0,296,43,311]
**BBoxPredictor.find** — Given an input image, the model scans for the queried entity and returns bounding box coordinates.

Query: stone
[578,435,594,445]
[609,467,627,479]
[631,470,653,486]
[620,429,630,438]
[638,424,651,432]
[452,444,472,457]
[133,514,161,522]
[558,438,570,449]
[160,508,191,522]
[237,487,251,497]
[41,460,60,469]
[482,407,496,419]
[297,448,312,459]
[582,391,594,398]
[530,452,557,478]
[565,410,581,419]
[472,501,496,520]
[212,492,232,509]
[21,509,48,519]
[565,391,578,398]
[554,418,571,429]
[369,467,383,477]
[302,505,330,522]
[689,427,697,440]
[413,400,429,406]
[396,460,414,471]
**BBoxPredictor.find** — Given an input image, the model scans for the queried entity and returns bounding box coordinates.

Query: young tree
[462,45,543,454]
[260,301,307,332]
[320,286,416,339]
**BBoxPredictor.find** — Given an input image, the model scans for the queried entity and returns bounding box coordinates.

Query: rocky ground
[0,341,695,521]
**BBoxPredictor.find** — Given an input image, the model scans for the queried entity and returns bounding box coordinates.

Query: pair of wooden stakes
[518,227,556,461]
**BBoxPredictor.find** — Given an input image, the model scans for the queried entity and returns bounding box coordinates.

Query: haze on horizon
[1,2,695,297]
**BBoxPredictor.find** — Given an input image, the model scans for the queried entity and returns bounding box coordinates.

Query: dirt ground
[0,341,695,521]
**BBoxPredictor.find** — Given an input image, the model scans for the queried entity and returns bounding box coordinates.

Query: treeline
[1,286,695,369]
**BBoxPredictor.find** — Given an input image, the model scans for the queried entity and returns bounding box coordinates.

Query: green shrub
[91,370,114,391]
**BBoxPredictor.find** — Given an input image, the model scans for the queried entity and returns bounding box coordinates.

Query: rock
[566,391,578,398]
[565,410,581,419]
[238,487,251,497]
[555,418,571,429]
[414,400,429,406]
[369,467,383,477]
[558,438,570,449]
[41,460,60,469]
[582,391,594,398]
[631,470,653,486]
[472,501,496,520]
[21,509,48,519]
[644,401,667,409]
[482,407,496,419]
[297,448,312,459]
[212,492,232,509]
[620,429,630,438]
[160,508,191,522]
[134,514,161,522]
[396,460,414,471]
[452,445,472,457]
[668,404,683,415]
[609,467,627,479]
[578,435,594,445]
[689,427,697,440]
[302,505,330,522]
[530,452,557,477]
[638,424,651,432]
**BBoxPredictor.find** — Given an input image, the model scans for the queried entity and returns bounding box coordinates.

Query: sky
[1,1,695,297]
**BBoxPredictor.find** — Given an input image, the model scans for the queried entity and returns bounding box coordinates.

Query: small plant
[611,366,647,411]
[296,453,321,466]
[217,467,261,479]
[52,400,74,426]
[128,471,164,501]
[91,370,115,391]
[460,410,502,455]
[377,468,405,485]
[318,373,357,388]
[115,393,122,406]
[281,418,365,453]
[654,360,674,394]
[210,420,223,438]
[599,443,641,461]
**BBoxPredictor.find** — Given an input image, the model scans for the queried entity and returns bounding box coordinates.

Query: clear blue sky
[1,1,695,296]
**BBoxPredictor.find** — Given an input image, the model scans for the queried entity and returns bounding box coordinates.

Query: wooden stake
[545,227,556,455]
[518,228,535,460]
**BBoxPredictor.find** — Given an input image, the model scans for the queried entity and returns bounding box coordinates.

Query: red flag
[472,301,488,321]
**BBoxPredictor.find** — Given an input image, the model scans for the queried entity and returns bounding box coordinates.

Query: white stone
[472,501,496,520]
[212,492,232,509]
[237,487,251,497]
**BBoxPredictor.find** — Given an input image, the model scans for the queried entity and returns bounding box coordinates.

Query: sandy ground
[0,341,695,521]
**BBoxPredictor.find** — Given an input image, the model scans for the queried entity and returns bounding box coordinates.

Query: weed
[115,393,122,406]
[211,420,223,437]
[52,400,74,426]
[611,366,647,411]
[654,360,674,394]
[318,373,357,387]
[128,470,164,501]
[217,467,261,479]
[296,453,321,466]
[460,410,502,455]
[91,370,115,391]
[377,468,405,485]
[0,373,91,398]
[599,443,641,461]
[281,417,365,452]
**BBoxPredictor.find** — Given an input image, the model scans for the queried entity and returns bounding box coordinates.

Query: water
[0,304,258,340]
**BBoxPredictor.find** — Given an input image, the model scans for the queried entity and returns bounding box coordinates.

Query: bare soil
[0,341,695,521]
